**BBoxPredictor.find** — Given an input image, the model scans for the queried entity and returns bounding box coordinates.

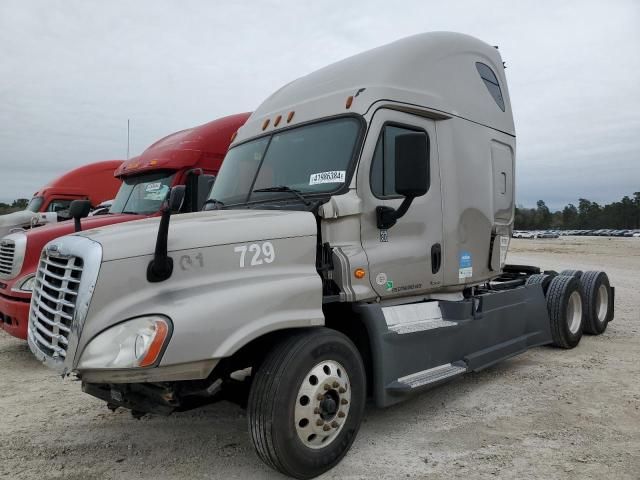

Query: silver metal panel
[397,363,467,389]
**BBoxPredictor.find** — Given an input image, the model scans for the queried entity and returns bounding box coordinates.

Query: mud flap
[354,284,551,407]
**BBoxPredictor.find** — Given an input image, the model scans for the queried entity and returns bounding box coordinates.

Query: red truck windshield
[110,172,176,215]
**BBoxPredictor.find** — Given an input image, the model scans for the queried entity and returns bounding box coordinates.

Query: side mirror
[184,169,203,213]
[147,186,185,283]
[69,199,92,232]
[168,185,186,213]
[394,133,429,197]
[376,133,429,229]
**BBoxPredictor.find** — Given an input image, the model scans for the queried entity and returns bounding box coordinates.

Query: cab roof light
[230,131,238,142]
[274,115,282,127]
[287,111,295,123]
[262,119,270,130]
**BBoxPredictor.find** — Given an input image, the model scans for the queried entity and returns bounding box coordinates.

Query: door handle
[431,243,442,274]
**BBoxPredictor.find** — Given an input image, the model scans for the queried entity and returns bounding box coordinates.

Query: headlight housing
[77,315,172,369]
[12,273,36,292]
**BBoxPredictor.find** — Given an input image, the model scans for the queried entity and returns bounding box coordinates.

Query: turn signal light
[346,96,354,109]
[354,268,366,279]
[139,320,169,367]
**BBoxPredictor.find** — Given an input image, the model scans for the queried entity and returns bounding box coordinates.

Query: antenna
[127,119,130,159]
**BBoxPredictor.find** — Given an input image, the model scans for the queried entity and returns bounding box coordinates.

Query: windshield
[26,196,44,212]
[208,117,361,206]
[110,171,176,215]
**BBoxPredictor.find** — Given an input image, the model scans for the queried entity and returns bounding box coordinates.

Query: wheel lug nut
[324,384,331,391]
[331,421,339,428]
[338,387,346,393]
[317,394,324,400]
[314,407,321,414]
[341,398,348,405]
[338,411,345,418]
[332,381,339,388]
[316,419,324,426]
[323,424,331,431]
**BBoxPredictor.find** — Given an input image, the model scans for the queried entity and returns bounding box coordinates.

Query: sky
[0,0,638,209]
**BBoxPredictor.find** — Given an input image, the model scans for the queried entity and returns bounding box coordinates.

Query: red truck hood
[5,213,146,292]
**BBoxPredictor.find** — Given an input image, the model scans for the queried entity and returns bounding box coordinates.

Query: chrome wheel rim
[567,290,582,334]
[294,360,351,449]
[596,284,609,324]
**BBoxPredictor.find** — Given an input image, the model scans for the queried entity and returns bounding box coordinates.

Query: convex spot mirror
[69,199,91,232]
[394,132,429,198]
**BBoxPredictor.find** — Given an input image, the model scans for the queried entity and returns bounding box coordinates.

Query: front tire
[247,328,366,479]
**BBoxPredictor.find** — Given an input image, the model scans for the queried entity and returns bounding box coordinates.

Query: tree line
[515,193,640,230]
[2,194,640,231]
[0,199,29,215]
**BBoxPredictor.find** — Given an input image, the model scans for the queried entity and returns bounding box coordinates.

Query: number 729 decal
[234,242,276,268]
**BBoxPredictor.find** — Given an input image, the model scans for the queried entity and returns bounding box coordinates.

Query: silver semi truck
[28,32,614,479]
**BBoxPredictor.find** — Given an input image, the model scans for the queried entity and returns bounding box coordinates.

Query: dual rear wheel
[527,270,613,348]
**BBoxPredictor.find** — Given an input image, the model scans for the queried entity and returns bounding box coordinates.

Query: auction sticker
[376,272,388,285]
[309,170,346,185]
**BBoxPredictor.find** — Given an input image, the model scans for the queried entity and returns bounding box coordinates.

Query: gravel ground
[1,237,638,479]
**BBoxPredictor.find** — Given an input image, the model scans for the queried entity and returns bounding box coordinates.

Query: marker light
[150,160,158,166]
[262,119,270,130]
[354,268,366,279]
[77,316,172,370]
[346,96,354,109]
[287,111,295,123]
[274,115,282,127]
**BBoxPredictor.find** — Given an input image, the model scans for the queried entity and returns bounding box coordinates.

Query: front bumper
[0,292,30,340]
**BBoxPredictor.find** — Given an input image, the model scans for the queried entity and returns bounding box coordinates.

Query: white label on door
[309,170,346,185]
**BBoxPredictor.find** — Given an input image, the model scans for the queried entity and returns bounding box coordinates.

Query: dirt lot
[1,237,638,480]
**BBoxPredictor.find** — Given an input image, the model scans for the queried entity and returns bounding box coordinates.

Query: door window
[370,125,429,198]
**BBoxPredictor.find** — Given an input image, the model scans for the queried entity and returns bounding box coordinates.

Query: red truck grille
[29,252,83,360]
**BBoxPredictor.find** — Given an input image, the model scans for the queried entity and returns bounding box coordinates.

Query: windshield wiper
[203,198,226,210]
[253,186,311,206]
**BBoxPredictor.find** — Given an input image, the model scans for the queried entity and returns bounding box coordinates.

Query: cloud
[0,0,638,209]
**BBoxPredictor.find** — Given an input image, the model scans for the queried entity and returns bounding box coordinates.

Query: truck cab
[28,33,613,479]
[0,160,123,238]
[0,113,249,339]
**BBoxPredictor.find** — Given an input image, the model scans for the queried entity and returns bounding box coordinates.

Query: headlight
[77,315,172,369]
[13,274,36,292]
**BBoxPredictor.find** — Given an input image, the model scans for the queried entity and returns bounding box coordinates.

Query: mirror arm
[146,205,174,282]
[74,217,82,233]
[376,196,414,229]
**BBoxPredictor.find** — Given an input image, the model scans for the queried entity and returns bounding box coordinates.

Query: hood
[0,210,40,238]
[76,209,318,262]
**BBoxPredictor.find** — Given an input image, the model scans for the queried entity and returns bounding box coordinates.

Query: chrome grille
[0,239,15,276]
[29,252,84,360]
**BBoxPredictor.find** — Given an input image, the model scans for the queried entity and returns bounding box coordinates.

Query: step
[387,362,467,392]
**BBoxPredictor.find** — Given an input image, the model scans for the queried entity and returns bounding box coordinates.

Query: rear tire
[525,273,553,295]
[580,271,613,335]
[560,269,583,279]
[546,275,585,349]
[247,328,366,479]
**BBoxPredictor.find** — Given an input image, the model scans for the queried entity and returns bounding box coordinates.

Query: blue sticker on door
[458,251,472,280]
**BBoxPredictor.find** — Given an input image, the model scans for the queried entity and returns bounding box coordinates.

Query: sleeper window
[476,62,505,112]
[371,125,429,198]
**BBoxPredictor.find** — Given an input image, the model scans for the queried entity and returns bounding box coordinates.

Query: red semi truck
[0,160,124,238]
[0,112,249,339]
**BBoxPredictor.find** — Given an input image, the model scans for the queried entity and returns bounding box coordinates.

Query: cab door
[358,109,443,298]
